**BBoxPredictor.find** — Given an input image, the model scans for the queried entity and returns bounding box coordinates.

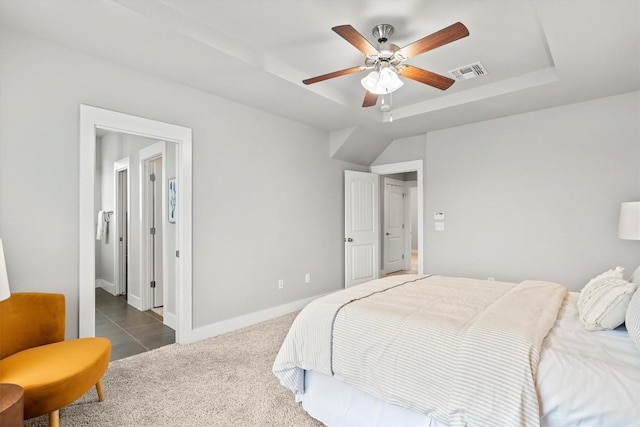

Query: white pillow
[626,289,640,353]
[578,267,638,331]
[630,265,640,286]
[584,266,625,287]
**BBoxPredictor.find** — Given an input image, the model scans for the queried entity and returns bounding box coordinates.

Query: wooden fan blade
[400,65,455,90]
[303,66,363,85]
[362,91,378,107]
[399,22,469,59]
[332,25,379,56]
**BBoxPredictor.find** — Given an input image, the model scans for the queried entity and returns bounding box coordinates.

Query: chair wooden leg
[49,410,59,427]
[96,379,104,402]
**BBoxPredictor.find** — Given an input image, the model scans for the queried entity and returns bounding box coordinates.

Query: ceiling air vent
[448,62,488,81]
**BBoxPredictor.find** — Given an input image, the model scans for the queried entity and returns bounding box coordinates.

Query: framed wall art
[168,177,177,223]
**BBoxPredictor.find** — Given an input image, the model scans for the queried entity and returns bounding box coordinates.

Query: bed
[273,274,640,427]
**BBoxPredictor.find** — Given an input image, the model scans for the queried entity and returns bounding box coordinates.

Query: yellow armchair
[0,292,111,426]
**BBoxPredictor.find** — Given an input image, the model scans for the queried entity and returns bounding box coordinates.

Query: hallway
[385,252,419,277]
[95,288,175,361]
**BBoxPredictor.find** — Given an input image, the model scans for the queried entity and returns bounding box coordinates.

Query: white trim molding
[79,104,193,344]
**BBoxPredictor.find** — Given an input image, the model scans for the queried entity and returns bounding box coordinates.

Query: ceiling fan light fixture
[360,67,403,95]
[379,67,403,92]
[360,70,380,92]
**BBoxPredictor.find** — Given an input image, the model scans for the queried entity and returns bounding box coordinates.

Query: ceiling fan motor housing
[372,24,394,43]
[366,24,402,70]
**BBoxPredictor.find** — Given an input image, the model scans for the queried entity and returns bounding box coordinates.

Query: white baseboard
[183,292,330,344]
[128,293,143,311]
[164,310,176,330]
[96,279,117,295]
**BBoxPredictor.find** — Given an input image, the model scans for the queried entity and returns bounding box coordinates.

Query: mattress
[299,292,640,427]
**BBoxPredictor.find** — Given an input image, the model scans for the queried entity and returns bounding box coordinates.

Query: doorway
[382,177,410,275]
[380,175,419,276]
[344,160,424,288]
[93,134,177,358]
[371,160,423,277]
[79,105,193,344]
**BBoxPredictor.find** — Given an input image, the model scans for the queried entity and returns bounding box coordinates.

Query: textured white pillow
[626,289,640,353]
[578,267,638,331]
[584,266,625,287]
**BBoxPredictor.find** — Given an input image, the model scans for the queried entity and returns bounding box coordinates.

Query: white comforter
[273,274,567,427]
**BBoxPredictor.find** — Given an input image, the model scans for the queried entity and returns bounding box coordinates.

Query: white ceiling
[1,0,638,164]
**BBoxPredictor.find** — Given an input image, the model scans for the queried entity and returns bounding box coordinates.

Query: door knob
[385,232,390,235]
[345,237,353,242]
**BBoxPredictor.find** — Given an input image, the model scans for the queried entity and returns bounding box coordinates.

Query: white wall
[0,26,364,338]
[372,135,426,167]
[424,92,640,290]
[96,134,118,287]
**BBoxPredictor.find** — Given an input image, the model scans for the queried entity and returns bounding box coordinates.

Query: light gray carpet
[25,312,324,427]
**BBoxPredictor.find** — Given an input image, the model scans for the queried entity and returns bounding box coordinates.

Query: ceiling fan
[303,22,469,107]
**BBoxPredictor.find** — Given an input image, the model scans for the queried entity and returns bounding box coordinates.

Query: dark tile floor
[95,288,175,361]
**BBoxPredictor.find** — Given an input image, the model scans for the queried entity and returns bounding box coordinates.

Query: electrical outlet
[278,279,284,289]
[305,273,311,284]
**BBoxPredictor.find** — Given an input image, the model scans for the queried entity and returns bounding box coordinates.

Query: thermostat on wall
[434,212,445,221]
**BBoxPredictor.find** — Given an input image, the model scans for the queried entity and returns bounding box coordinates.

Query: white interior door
[344,170,379,288]
[117,168,128,296]
[148,157,164,308]
[383,177,405,274]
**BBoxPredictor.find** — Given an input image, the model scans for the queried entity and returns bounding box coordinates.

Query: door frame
[113,157,130,298]
[405,180,418,270]
[79,104,192,344]
[371,160,424,275]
